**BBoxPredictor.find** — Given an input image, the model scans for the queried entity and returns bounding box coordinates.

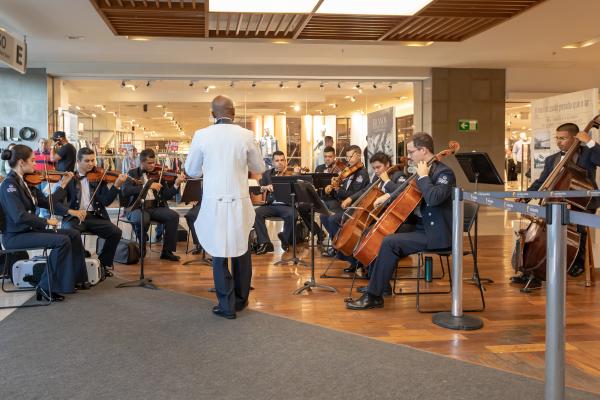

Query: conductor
[185,95,265,319]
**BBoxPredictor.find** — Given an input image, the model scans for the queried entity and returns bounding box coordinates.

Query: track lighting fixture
[120,80,126,88]
[251,81,256,88]
[146,80,152,87]
[189,81,194,87]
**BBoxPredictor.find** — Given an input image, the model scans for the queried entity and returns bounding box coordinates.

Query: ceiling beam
[204,0,209,37]
[292,0,324,40]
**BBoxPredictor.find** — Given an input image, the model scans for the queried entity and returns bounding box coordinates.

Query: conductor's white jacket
[184,123,264,257]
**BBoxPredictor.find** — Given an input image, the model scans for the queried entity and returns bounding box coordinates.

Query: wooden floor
[113,219,600,395]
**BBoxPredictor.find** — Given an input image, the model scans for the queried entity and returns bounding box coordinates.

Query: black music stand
[292,180,336,294]
[180,179,212,266]
[271,176,312,267]
[455,152,504,285]
[116,180,157,290]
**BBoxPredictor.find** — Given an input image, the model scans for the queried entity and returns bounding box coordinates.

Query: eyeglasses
[407,147,422,155]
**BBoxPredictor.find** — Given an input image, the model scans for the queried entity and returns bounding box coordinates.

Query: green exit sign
[458,119,478,132]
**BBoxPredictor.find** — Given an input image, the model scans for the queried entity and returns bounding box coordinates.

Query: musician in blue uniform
[253,151,325,255]
[512,122,600,287]
[60,147,128,277]
[347,133,455,310]
[122,148,186,261]
[0,144,88,301]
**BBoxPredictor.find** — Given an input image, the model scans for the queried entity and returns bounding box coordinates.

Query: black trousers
[253,204,294,245]
[212,249,252,314]
[367,226,428,297]
[128,207,179,252]
[3,228,87,294]
[184,204,201,247]
[320,210,344,239]
[63,215,122,268]
[297,205,325,239]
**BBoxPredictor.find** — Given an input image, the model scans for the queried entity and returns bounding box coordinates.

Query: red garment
[34,150,55,171]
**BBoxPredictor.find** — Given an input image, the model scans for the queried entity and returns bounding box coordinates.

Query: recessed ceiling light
[128,36,150,41]
[317,0,433,16]
[156,104,164,108]
[402,41,434,47]
[67,35,85,40]
[91,113,97,118]
[210,0,318,13]
[273,40,289,45]
[562,37,600,49]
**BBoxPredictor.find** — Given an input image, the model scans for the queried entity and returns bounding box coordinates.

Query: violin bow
[43,160,57,232]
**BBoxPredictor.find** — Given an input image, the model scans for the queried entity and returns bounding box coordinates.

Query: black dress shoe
[322,248,337,258]
[346,293,384,310]
[277,233,290,251]
[510,274,529,284]
[357,285,392,296]
[36,288,64,302]
[343,264,357,273]
[75,282,92,290]
[569,264,585,277]
[51,292,65,301]
[255,242,274,255]
[160,251,180,261]
[212,306,236,319]
[235,301,249,312]
[102,267,114,278]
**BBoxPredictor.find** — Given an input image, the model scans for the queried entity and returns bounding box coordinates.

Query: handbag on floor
[96,238,140,265]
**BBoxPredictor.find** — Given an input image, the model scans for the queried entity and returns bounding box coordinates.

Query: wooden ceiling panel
[90,0,546,41]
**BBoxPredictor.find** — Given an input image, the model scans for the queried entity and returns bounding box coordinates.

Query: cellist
[511,122,600,287]
[347,133,456,310]
[320,145,370,266]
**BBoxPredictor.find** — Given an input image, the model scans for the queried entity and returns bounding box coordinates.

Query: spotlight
[372,83,377,89]
[146,80,152,87]
[230,81,235,87]
[120,80,126,88]
[204,86,210,93]
[337,82,341,89]
[251,81,256,88]
[355,83,361,90]
[319,82,324,90]
[388,83,393,91]
[189,81,194,87]
[350,96,356,102]
[297,82,302,89]
[279,81,284,89]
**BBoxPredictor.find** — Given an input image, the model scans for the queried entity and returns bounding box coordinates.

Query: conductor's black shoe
[343,264,357,273]
[346,293,384,310]
[160,251,180,261]
[255,242,274,255]
[568,264,585,277]
[322,248,337,257]
[357,285,392,296]
[212,306,236,319]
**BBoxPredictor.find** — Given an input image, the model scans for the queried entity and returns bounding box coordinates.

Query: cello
[352,142,460,266]
[332,160,406,257]
[512,115,600,282]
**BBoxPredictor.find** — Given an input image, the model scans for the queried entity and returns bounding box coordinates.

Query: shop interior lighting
[402,41,434,47]
[562,37,600,49]
[91,113,97,118]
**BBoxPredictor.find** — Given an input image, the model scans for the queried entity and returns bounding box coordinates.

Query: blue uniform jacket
[62,177,120,220]
[348,170,407,203]
[121,167,179,209]
[335,166,370,202]
[0,171,68,234]
[529,142,600,210]
[388,161,456,250]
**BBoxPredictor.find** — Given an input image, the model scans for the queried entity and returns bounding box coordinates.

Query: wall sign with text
[0,28,26,74]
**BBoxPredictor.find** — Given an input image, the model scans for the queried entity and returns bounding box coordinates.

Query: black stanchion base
[432,312,483,331]
[116,278,157,290]
[274,257,307,267]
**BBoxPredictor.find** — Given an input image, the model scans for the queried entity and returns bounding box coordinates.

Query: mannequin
[512,131,529,174]
[259,128,278,168]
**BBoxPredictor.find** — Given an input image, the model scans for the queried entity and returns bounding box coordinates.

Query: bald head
[211,95,235,120]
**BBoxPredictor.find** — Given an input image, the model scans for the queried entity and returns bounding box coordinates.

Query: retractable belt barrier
[433,187,600,400]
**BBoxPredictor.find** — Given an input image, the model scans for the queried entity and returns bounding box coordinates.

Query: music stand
[292,180,336,294]
[116,180,157,290]
[180,179,212,266]
[271,176,310,266]
[455,152,504,285]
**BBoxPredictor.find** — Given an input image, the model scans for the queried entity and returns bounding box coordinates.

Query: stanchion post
[545,203,567,400]
[432,187,483,330]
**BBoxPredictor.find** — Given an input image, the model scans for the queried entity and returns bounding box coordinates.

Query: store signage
[0,28,26,74]
[458,119,478,132]
[1,126,38,141]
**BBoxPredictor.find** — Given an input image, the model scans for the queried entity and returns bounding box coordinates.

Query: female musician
[0,145,88,301]
[347,133,456,310]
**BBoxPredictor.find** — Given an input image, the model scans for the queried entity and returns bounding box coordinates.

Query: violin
[331,162,365,188]
[24,170,70,186]
[326,159,347,174]
[81,167,141,184]
[145,165,181,183]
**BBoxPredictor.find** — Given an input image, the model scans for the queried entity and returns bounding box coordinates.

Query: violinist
[61,147,128,277]
[347,133,455,310]
[0,144,88,301]
[320,145,370,262]
[50,131,77,172]
[122,148,185,261]
[314,146,344,173]
[512,123,600,287]
[253,151,325,255]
